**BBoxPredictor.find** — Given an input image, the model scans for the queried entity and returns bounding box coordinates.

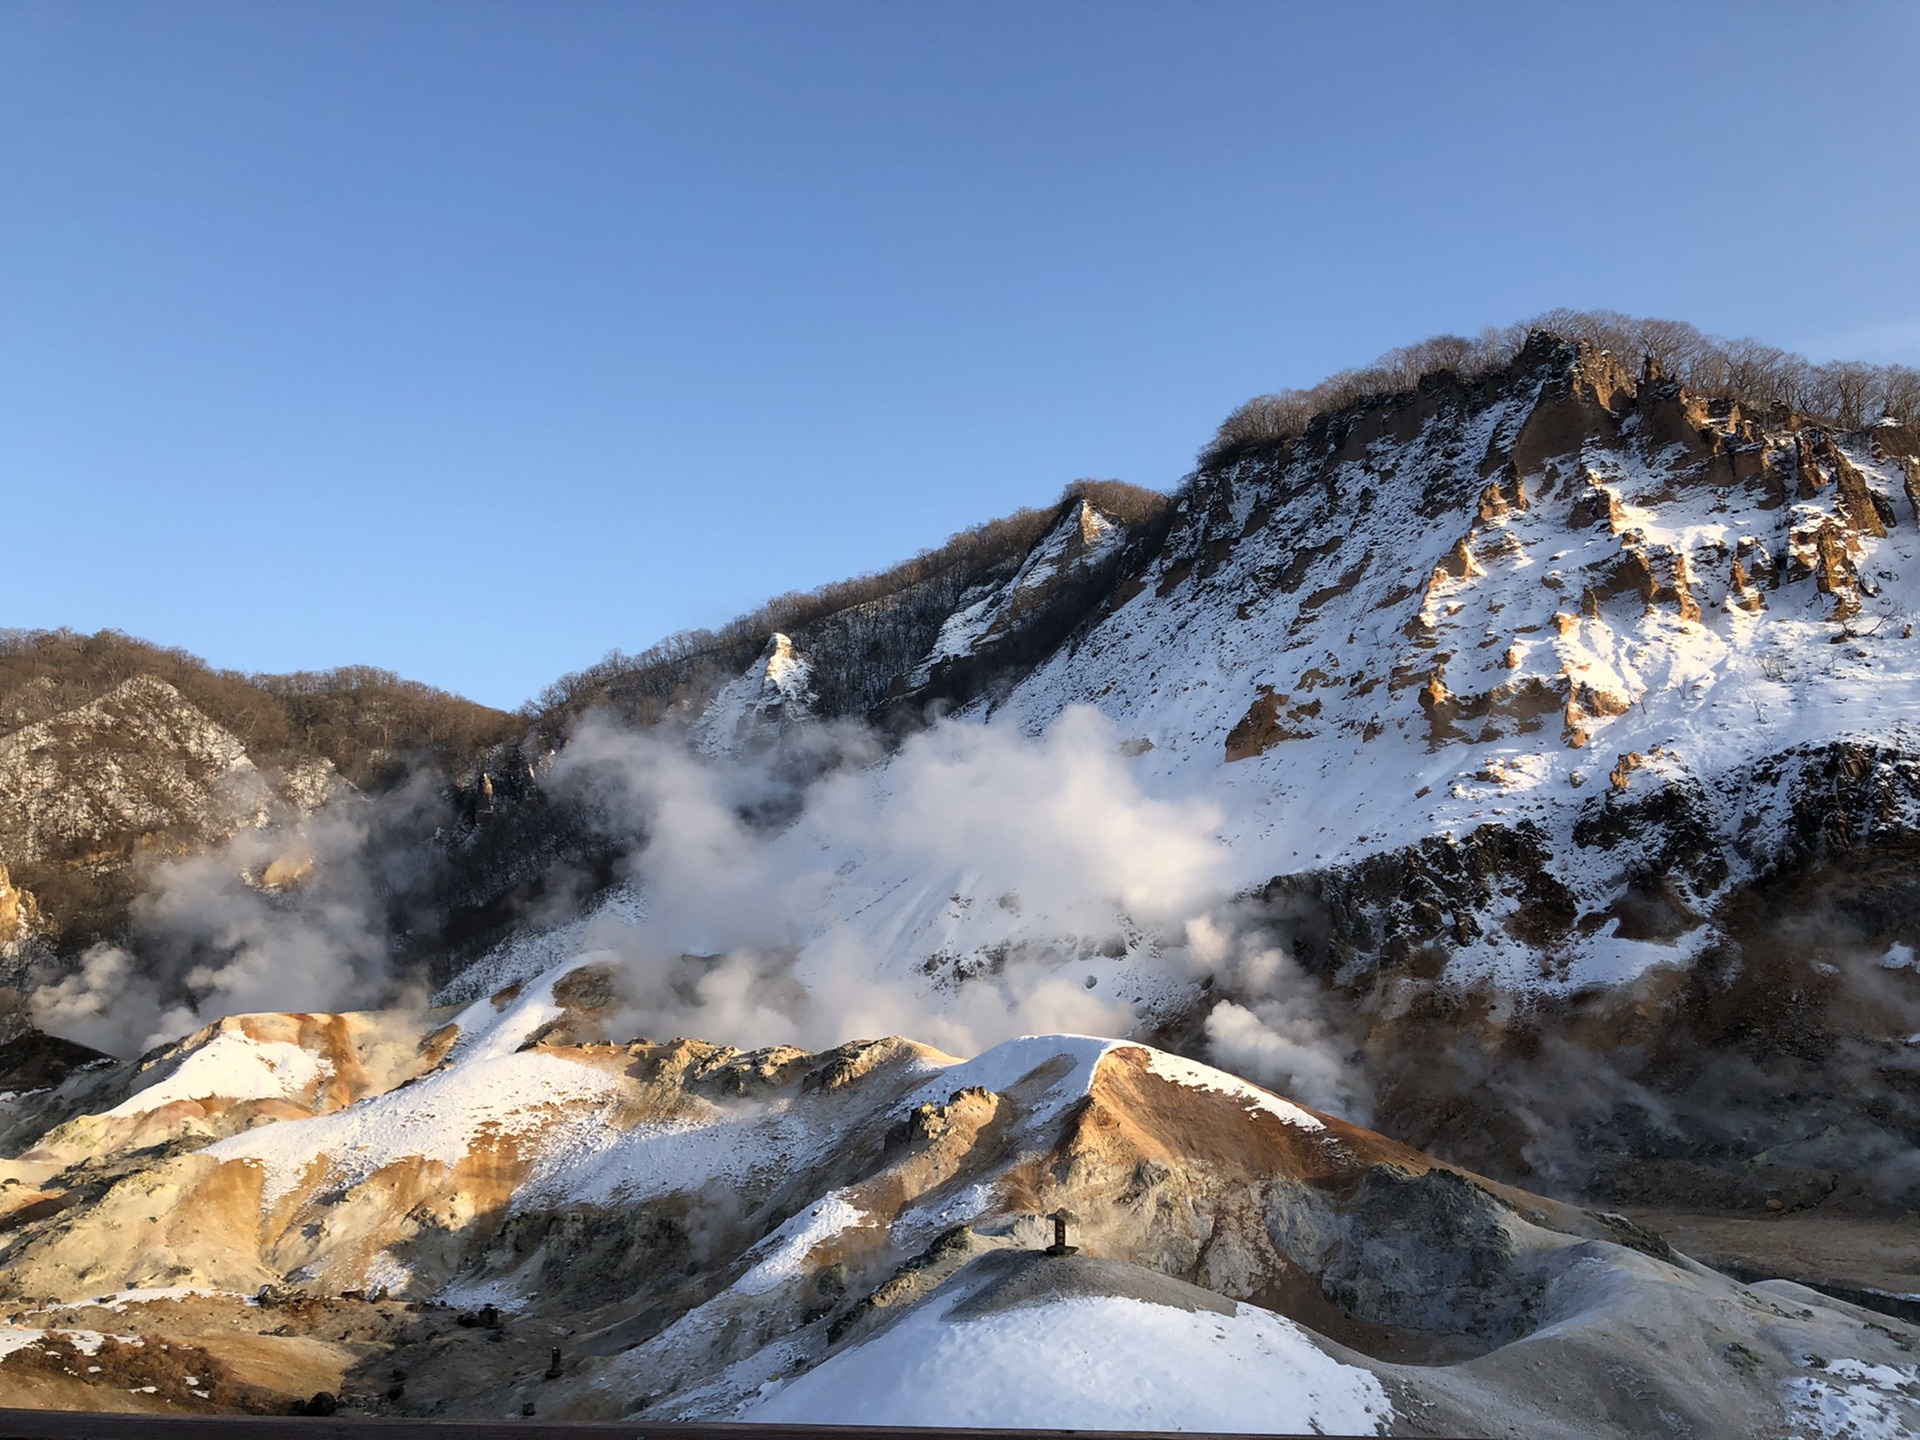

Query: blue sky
[4,2,1916,710]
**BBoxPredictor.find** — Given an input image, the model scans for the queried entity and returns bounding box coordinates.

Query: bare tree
[1718,337,1792,407]
[1880,365,1920,427]
[1812,361,1881,429]
[1634,317,1708,376]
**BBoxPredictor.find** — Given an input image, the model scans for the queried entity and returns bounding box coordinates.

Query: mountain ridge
[5,312,1920,1429]
[6,314,1920,1230]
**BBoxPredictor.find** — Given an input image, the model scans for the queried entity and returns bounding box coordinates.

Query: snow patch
[205,1046,625,1209]
[1786,1357,1920,1440]
[1138,1047,1326,1132]
[438,1276,527,1313]
[361,1255,414,1298]
[33,1287,243,1313]
[906,1034,1121,1124]
[734,1192,867,1295]
[432,887,645,1008]
[0,1328,44,1360]
[106,1034,332,1116]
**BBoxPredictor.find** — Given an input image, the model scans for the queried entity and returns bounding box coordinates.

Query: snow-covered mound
[747,1252,1392,1434]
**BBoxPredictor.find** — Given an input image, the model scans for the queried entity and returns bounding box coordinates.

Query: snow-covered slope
[633,336,1920,1217]
[0,677,275,872]
[988,338,1920,986]
[915,498,1129,684]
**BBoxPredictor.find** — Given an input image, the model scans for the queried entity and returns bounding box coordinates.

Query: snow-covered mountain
[628,331,1920,1218]
[727,334,1920,989]
[991,334,1920,977]
[5,322,1920,1429]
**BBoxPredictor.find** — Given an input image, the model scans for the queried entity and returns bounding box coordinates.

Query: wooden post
[1045,1208,1078,1256]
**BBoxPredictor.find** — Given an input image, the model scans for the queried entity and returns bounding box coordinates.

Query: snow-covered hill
[0,968,1912,1433]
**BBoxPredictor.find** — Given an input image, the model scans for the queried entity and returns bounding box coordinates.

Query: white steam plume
[30,797,403,1056]
[1185,913,1367,1119]
[554,706,1367,1114]
[28,703,1368,1120]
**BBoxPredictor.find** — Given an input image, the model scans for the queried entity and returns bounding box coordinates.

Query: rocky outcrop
[912,498,1129,687]
[0,677,270,870]
[0,866,40,953]
[694,633,818,755]
[0,677,357,956]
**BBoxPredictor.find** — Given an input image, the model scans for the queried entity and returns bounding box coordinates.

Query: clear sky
[4,2,1917,711]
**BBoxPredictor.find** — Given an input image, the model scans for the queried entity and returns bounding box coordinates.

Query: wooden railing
[0,1413,1452,1440]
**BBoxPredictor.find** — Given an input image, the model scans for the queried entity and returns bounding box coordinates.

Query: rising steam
[28,794,410,1056]
[29,705,1366,1116]
[549,705,1366,1114]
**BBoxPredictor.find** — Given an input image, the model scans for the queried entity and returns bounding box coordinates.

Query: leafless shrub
[1884,366,1920,427]
[1200,324,1531,466]
[1059,477,1175,529]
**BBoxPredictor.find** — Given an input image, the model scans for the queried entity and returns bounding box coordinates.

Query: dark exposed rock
[1259,821,1578,979]
[1264,1165,1558,1344]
